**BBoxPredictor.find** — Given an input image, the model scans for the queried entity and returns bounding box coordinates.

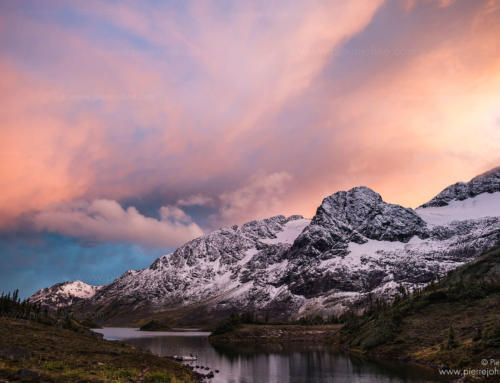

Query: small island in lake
[139,320,173,332]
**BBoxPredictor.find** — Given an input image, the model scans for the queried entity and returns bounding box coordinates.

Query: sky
[1,0,500,298]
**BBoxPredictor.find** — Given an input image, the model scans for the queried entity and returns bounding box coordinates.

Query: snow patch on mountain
[416,192,500,225]
[261,218,310,244]
[59,281,101,299]
[29,281,102,308]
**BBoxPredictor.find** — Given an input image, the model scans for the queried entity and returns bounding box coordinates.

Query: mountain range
[29,167,500,325]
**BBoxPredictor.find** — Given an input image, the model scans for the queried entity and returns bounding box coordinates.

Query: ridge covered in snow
[29,281,102,308]
[416,192,500,226]
[31,167,500,323]
[420,166,500,208]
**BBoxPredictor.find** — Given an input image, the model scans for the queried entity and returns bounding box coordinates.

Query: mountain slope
[79,215,312,324]
[32,167,500,325]
[341,244,500,372]
[276,182,499,316]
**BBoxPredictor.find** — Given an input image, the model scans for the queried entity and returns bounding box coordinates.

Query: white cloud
[33,199,203,248]
[176,194,214,207]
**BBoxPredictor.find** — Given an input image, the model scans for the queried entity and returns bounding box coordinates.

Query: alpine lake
[92,327,448,383]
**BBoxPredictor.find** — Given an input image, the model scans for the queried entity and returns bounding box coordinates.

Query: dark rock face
[280,187,432,298]
[317,187,428,242]
[420,167,500,208]
[289,187,429,262]
[33,167,500,323]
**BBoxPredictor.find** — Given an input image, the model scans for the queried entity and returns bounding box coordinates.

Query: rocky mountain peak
[317,186,382,222]
[317,186,426,236]
[420,166,500,208]
[471,166,500,181]
[469,166,500,192]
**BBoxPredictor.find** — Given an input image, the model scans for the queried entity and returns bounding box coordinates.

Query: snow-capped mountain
[29,281,102,309]
[420,166,500,208]
[84,215,312,322]
[31,167,500,324]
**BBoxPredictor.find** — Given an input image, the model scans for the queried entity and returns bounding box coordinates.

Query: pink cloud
[0,0,499,239]
[216,172,294,226]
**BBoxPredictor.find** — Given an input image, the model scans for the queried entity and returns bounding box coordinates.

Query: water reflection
[93,328,446,383]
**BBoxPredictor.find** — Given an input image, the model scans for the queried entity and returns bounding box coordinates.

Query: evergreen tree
[446,324,458,349]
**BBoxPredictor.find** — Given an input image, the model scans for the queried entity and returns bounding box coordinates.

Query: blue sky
[0,232,165,299]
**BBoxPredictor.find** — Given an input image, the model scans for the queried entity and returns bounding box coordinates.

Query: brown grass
[0,318,197,382]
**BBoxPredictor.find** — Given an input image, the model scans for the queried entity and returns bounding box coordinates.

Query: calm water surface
[92,327,446,383]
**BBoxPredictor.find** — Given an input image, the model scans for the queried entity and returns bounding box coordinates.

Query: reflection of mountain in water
[118,331,446,383]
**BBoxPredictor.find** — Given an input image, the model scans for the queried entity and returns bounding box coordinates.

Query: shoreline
[208,323,343,344]
[207,322,460,380]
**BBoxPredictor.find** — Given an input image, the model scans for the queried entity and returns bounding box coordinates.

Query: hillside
[341,244,500,373]
[0,318,197,382]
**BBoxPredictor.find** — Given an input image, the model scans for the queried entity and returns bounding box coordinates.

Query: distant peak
[471,166,500,182]
[420,166,500,208]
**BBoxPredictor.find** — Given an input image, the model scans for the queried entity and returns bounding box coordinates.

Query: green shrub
[44,360,67,371]
[358,315,400,350]
[61,369,86,379]
[482,324,500,347]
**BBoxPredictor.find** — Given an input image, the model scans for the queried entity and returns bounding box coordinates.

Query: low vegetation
[0,289,100,337]
[0,291,197,382]
[0,318,197,382]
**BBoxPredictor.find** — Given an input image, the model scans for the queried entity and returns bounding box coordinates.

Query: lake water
[92,327,447,383]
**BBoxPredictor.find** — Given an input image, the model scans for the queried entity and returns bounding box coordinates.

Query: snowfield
[416,191,500,226]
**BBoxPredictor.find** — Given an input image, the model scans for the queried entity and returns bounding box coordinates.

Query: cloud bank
[0,0,499,243]
[33,200,203,248]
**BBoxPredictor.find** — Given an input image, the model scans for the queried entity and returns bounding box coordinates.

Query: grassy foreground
[341,245,500,375]
[0,318,197,382]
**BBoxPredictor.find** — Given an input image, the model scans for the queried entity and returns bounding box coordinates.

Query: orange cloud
[0,0,499,240]
[321,0,500,206]
[0,61,100,226]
